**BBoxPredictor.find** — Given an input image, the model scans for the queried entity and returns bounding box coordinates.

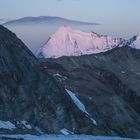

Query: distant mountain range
[0,18,11,24]
[37,26,140,58]
[3,16,99,26]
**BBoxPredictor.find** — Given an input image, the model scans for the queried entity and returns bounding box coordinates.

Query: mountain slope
[0,25,96,135]
[37,26,125,58]
[39,47,140,138]
[129,35,140,49]
[3,16,98,26]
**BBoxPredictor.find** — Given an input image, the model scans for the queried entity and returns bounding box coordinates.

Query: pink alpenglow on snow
[37,26,125,58]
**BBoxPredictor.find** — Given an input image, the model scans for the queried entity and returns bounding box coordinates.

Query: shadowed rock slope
[40,47,140,138]
[0,25,96,135]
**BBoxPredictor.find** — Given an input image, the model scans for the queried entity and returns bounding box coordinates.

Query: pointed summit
[37,26,124,58]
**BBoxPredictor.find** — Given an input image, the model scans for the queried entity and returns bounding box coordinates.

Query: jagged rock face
[40,47,140,138]
[0,25,96,134]
[37,26,124,58]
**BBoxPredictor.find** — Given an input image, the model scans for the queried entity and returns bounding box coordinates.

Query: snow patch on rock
[0,120,16,130]
[21,121,32,129]
[66,89,97,125]
[60,128,74,135]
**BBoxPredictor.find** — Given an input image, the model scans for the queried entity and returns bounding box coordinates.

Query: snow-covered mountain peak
[130,34,140,49]
[56,25,72,32]
[37,26,125,58]
[54,26,92,37]
[52,26,75,38]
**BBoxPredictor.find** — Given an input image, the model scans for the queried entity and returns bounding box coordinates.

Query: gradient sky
[0,0,140,37]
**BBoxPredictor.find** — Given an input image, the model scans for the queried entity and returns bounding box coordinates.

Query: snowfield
[1,135,139,140]
[66,89,97,125]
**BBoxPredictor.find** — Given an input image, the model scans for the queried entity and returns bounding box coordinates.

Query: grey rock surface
[0,25,95,135]
[40,47,140,138]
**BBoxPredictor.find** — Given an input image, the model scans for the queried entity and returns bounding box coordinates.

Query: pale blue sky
[0,0,140,37]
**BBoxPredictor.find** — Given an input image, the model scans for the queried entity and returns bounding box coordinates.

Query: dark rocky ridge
[0,25,96,134]
[40,47,140,138]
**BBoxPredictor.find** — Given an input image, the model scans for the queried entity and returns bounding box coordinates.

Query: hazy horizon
[0,0,140,38]
[1,0,140,53]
